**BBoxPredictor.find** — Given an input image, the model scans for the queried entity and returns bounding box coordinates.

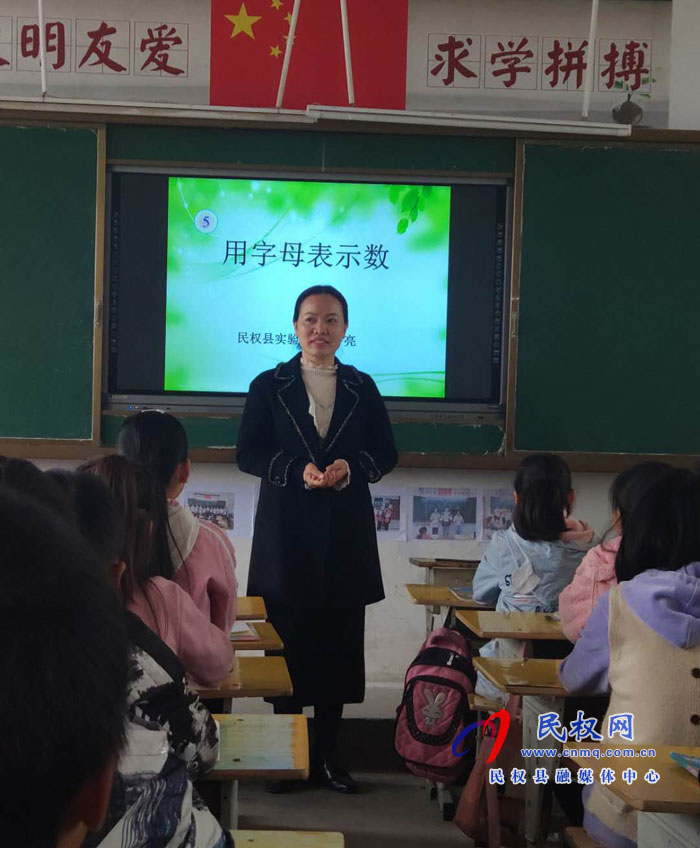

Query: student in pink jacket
[559,461,670,642]
[81,454,234,688]
[118,411,238,636]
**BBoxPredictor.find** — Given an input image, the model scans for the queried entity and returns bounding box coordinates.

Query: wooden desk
[237,597,267,621]
[405,583,492,610]
[457,609,566,640]
[473,656,567,848]
[231,621,283,651]
[409,557,480,568]
[473,657,565,697]
[638,812,700,848]
[206,713,308,831]
[232,832,344,848]
[566,745,700,814]
[196,656,293,700]
[209,714,309,781]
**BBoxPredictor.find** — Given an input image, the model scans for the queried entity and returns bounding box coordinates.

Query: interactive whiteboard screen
[164,177,450,398]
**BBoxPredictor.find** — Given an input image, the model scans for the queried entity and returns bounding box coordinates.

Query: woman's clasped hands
[303,459,349,489]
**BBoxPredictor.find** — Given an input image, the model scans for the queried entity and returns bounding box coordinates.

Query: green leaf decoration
[422,185,433,197]
[401,188,418,212]
[409,206,418,222]
[397,218,409,234]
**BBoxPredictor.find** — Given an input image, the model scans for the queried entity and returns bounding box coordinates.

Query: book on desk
[231,621,257,641]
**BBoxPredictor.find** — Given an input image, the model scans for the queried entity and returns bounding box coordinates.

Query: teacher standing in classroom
[237,285,398,794]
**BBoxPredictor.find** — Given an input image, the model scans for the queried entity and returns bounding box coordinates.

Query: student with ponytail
[472,453,594,701]
[117,411,238,638]
[79,455,234,688]
[560,468,700,848]
[559,461,671,642]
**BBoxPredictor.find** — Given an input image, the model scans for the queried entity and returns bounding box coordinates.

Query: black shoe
[311,760,359,794]
[265,779,304,794]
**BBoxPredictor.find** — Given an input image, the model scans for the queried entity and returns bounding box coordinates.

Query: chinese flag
[210,0,407,109]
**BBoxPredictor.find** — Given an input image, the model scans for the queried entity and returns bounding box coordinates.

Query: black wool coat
[237,353,398,608]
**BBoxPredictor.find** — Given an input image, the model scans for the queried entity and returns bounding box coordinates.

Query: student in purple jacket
[559,467,700,848]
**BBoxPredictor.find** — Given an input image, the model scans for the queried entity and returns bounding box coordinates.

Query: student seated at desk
[118,410,238,634]
[44,467,234,848]
[559,462,670,642]
[78,456,234,688]
[560,467,700,848]
[0,479,130,848]
[472,453,593,702]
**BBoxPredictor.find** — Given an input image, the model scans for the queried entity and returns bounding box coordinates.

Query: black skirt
[265,602,366,708]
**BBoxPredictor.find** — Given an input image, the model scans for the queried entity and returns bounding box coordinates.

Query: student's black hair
[293,285,349,323]
[46,468,124,573]
[78,455,160,603]
[0,456,72,520]
[599,461,672,549]
[615,467,700,582]
[0,489,129,848]
[117,411,189,582]
[512,452,572,542]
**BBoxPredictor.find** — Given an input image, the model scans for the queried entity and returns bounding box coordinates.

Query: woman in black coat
[237,285,397,793]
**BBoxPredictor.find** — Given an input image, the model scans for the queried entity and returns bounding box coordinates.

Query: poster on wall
[411,487,478,541]
[481,488,515,541]
[182,483,256,538]
[186,490,235,531]
[370,491,405,541]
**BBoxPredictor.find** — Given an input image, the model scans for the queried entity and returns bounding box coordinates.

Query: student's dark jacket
[237,353,398,607]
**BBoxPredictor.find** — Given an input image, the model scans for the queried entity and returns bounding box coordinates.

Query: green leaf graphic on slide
[373,371,445,397]
[167,178,450,285]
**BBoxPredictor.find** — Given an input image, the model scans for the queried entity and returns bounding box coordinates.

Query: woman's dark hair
[0,489,129,848]
[615,467,700,582]
[0,458,126,582]
[118,410,188,487]
[601,461,672,547]
[78,456,163,602]
[293,285,349,323]
[512,453,572,542]
[117,411,188,583]
[46,469,125,577]
[0,456,72,521]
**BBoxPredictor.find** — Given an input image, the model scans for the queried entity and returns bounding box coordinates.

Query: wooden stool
[563,826,603,848]
[231,831,344,847]
[468,692,501,714]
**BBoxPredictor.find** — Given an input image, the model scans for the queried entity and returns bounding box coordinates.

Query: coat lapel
[324,362,362,455]
[274,354,322,465]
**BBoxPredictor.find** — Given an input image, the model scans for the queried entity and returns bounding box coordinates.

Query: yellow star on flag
[285,12,292,24]
[270,44,282,58]
[271,0,283,9]
[225,2,262,39]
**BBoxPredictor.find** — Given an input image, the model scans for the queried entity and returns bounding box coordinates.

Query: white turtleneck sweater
[300,358,350,488]
[300,358,337,439]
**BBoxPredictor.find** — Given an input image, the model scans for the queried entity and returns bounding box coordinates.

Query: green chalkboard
[516,143,700,455]
[107,125,515,175]
[0,125,97,439]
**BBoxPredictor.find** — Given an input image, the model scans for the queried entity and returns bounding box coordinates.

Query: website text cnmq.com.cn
[451,709,661,788]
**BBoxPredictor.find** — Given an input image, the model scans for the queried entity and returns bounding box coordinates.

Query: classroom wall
[669,0,700,129]
[38,458,614,719]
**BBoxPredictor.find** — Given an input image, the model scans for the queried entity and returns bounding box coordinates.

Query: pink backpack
[395,626,477,784]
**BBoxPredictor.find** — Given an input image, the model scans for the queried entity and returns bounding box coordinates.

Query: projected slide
[164,177,450,397]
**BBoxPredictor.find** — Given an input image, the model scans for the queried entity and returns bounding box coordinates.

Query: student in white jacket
[472,453,594,702]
